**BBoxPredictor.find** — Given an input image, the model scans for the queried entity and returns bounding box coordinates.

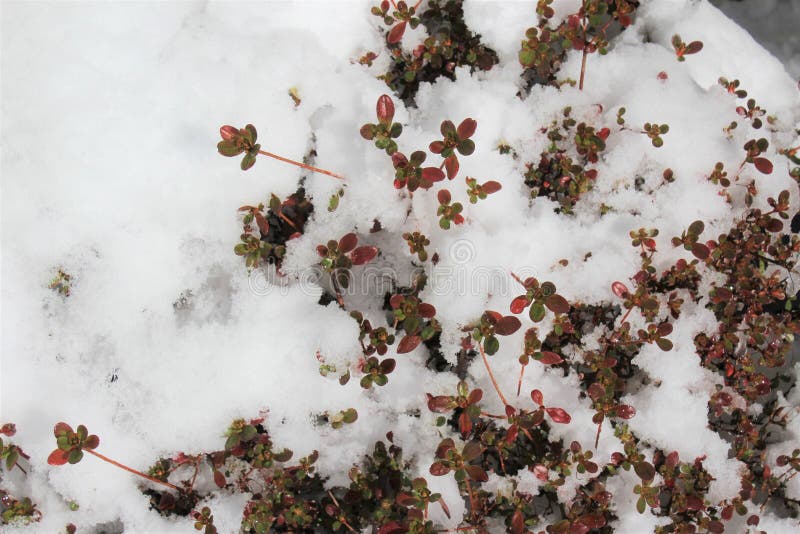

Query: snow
[2,0,800,532]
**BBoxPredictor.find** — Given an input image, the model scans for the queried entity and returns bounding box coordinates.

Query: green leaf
[484,336,500,355]
[217,139,242,157]
[529,302,546,322]
[655,337,673,351]
[68,448,84,464]
[240,152,257,171]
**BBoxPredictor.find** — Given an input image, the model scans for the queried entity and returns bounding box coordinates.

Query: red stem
[257,150,344,180]
[478,342,509,407]
[86,449,181,492]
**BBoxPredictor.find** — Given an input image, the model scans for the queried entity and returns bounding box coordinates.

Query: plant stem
[478,342,509,407]
[86,449,181,492]
[257,150,344,180]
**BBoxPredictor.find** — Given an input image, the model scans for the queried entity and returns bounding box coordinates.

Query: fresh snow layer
[2,0,800,532]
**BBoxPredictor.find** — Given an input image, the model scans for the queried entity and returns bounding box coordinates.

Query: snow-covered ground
[2,0,800,532]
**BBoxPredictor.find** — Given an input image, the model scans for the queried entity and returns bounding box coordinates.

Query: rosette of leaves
[0,438,23,473]
[524,152,598,213]
[530,389,571,424]
[217,124,260,171]
[371,0,421,45]
[224,419,258,452]
[361,356,396,388]
[509,276,570,323]
[574,123,608,163]
[391,151,445,191]
[517,327,564,395]
[389,293,439,353]
[324,408,359,429]
[428,439,487,484]
[48,423,99,465]
[426,380,483,437]
[671,220,710,261]
[191,506,218,534]
[395,477,448,523]
[234,234,282,268]
[642,122,669,147]
[402,231,430,262]
[671,34,703,61]
[317,233,379,289]
[465,177,501,203]
[360,94,403,155]
[351,311,396,356]
[471,310,522,355]
[429,118,477,179]
[436,189,464,229]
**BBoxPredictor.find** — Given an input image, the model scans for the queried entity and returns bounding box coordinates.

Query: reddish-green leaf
[445,155,459,179]
[351,246,378,265]
[397,335,422,354]
[545,294,570,314]
[376,94,395,125]
[495,316,522,336]
[546,407,571,424]
[437,189,451,205]
[339,233,358,253]
[386,21,407,45]
[48,449,69,466]
[457,118,477,139]
[538,351,564,365]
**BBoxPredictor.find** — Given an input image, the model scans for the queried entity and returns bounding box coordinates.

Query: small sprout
[402,231,430,262]
[371,0,421,45]
[360,94,403,155]
[321,408,359,429]
[671,220,710,260]
[191,506,218,534]
[616,107,626,126]
[390,293,439,353]
[49,269,72,298]
[530,389,571,424]
[436,189,464,229]
[391,151,444,191]
[719,77,748,98]
[288,87,301,107]
[48,423,99,465]
[509,276,570,322]
[671,34,703,61]
[465,177,502,203]
[328,189,344,212]
[360,357,396,388]
[643,122,669,147]
[743,138,773,174]
[224,419,258,451]
[471,310,522,356]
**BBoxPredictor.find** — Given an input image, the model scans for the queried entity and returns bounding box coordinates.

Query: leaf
[614,404,636,420]
[462,440,482,461]
[440,120,456,137]
[84,434,100,449]
[429,140,445,154]
[421,167,445,183]
[386,21,407,44]
[457,118,477,139]
[351,246,378,265]
[437,189,451,205]
[655,337,673,351]
[338,233,358,253]
[511,509,525,534]
[685,41,703,54]
[68,448,84,464]
[444,155,459,179]
[465,465,488,482]
[531,389,544,406]
[219,125,238,140]
[538,351,564,365]
[54,422,73,437]
[481,180,502,194]
[397,335,422,354]
[483,336,500,355]
[510,295,529,314]
[545,294,570,314]
[418,302,436,318]
[240,152,256,171]
[546,407,571,424]
[495,316,522,336]
[376,94,395,125]
[48,448,69,466]
[753,157,773,174]
[691,242,710,260]
[429,461,450,476]
[529,301,546,322]
[457,139,475,156]
[380,358,396,374]
[217,139,242,157]
[634,461,656,482]
[688,220,705,236]
[611,281,629,298]
[636,496,646,514]
[213,470,226,488]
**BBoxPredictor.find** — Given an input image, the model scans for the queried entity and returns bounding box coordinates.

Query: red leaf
[531,389,544,406]
[615,404,636,419]
[611,281,629,298]
[465,465,488,482]
[481,180,502,194]
[427,394,453,412]
[546,407,572,424]
[351,246,378,265]
[389,294,404,309]
[545,294,570,314]
[338,233,358,253]
[467,389,483,405]
[437,189,451,205]
[510,295,529,314]
[597,127,610,141]
[453,214,464,225]
[495,316,522,336]
[458,412,472,436]
[457,118,477,139]
[445,155,459,179]
[505,424,519,445]
[54,422,73,437]
[376,94,395,124]
[213,470,226,488]
[48,449,69,466]
[396,492,417,507]
[397,335,422,354]
[484,310,502,323]
[316,245,328,257]
[429,461,450,476]
[421,167,445,183]
[691,242,710,260]
[685,41,704,54]
[219,125,238,140]
[418,303,436,318]
[429,140,445,154]
[254,211,270,235]
[378,521,407,534]
[386,21,407,45]
[753,157,773,174]
[511,509,525,534]
[538,351,564,365]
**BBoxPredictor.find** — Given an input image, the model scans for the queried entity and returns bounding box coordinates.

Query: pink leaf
[546,407,572,424]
